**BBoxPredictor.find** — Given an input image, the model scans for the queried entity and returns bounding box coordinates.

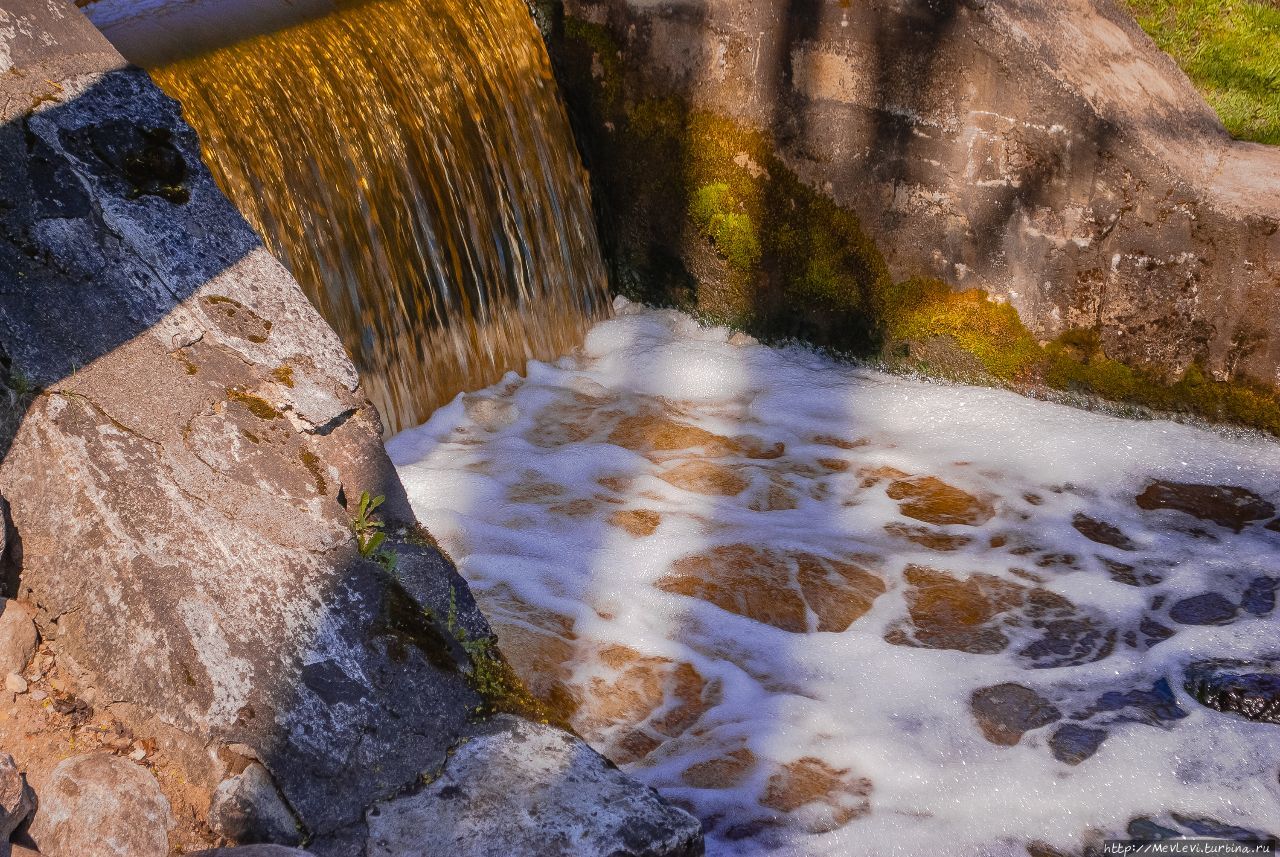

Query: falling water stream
[87,0,609,434]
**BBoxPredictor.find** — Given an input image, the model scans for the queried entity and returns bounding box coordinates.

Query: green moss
[444,586,570,728]
[880,278,1042,381]
[1122,0,1280,144]
[562,18,624,113]
[689,183,762,273]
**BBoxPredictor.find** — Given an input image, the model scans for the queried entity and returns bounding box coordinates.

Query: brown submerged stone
[760,757,872,833]
[575,645,715,764]
[660,545,807,632]
[659,460,750,496]
[884,523,974,552]
[970,683,1062,745]
[659,545,885,633]
[608,410,741,459]
[1135,481,1275,532]
[1072,514,1137,550]
[608,508,662,537]
[681,748,757,789]
[893,566,1023,654]
[887,476,995,526]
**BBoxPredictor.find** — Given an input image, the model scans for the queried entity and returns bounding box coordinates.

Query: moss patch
[444,586,570,729]
[555,15,1280,437]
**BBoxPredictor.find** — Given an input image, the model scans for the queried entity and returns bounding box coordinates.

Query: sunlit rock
[658,461,751,496]
[886,476,995,526]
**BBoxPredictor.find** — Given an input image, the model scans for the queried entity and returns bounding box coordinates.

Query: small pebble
[30,689,47,702]
[5,673,27,694]
[130,746,146,761]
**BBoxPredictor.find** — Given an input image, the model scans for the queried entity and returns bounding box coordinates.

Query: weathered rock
[542,0,1280,396]
[29,752,174,857]
[970,683,1061,746]
[209,762,302,846]
[1184,660,1280,725]
[0,600,37,678]
[0,754,34,839]
[0,4,473,829]
[365,716,704,857]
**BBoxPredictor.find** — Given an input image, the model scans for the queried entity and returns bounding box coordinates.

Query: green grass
[1123,0,1280,144]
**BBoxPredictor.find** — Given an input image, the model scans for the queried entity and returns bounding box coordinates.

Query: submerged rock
[365,716,704,857]
[29,753,174,857]
[1048,724,1108,766]
[970,683,1062,746]
[1135,482,1276,532]
[1184,660,1280,724]
[1072,515,1136,551]
[1169,592,1238,626]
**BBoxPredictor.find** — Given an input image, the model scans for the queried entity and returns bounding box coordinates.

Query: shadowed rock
[540,0,1280,400]
[0,754,34,840]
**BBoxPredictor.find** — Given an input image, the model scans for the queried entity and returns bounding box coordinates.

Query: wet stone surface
[1184,660,1280,724]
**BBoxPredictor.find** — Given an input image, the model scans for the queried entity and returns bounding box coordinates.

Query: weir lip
[81,0,353,67]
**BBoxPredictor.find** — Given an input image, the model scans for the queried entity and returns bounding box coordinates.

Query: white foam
[391,300,1280,856]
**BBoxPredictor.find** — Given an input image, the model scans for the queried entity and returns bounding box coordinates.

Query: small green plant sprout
[352,491,399,574]
[352,491,386,556]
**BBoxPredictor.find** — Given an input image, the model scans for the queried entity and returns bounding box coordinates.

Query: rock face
[29,753,174,857]
[0,754,35,839]
[209,762,303,845]
[542,0,1280,396]
[0,2,702,853]
[365,716,704,857]
[0,600,37,678]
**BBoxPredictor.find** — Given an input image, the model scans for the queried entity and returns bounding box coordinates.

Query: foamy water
[390,300,1280,856]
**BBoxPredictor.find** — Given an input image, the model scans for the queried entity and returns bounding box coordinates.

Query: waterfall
[87,0,609,434]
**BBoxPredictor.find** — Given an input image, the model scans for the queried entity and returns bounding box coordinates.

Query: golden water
[148,0,609,433]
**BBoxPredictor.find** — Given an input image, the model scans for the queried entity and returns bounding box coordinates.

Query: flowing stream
[391,301,1280,857]
[87,0,609,434]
